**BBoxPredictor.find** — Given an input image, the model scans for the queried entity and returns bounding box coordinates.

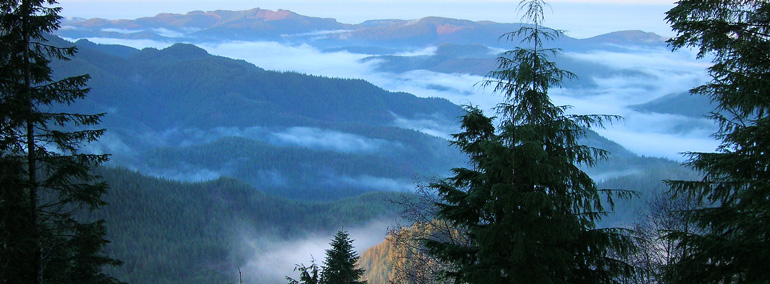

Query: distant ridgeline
[58,8,669,50]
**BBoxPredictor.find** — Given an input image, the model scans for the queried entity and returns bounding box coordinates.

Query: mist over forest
[4,3,736,284]
[60,12,715,160]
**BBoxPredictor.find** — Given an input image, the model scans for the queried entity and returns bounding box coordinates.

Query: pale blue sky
[57,0,676,38]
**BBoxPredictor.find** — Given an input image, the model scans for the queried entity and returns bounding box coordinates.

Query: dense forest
[83,168,406,284]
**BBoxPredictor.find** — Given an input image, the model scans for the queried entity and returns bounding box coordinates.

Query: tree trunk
[21,0,41,283]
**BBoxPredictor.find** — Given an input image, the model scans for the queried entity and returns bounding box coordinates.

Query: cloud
[133,125,397,154]
[595,127,719,159]
[564,47,709,100]
[66,37,175,50]
[73,36,715,161]
[553,47,715,160]
[101,28,143,34]
[393,46,438,57]
[151,27,186,38]
[115,126,263,149]
[198,41,377,77]
[281,29,352,41]
[159,126,267,147]
[101,125,416,186]
[84,132,136,156]
[151,165,223,182]
[268,127,395,154]
[255,169,289,187]
[362,69,495,114]
[323,175,414,192]
[392,112,459,139]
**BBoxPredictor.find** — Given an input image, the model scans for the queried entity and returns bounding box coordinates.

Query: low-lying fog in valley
[76,35,715,161]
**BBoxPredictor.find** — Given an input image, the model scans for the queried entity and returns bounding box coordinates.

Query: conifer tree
[424,1,635,283]
[287,258,322,284]
[0,0,123,283]
[321,230,367,284]
[664,1,770,282]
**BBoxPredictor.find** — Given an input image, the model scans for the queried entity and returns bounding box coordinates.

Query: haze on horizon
[57,0,676,39]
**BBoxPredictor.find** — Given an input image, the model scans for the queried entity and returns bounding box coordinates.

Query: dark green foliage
[664,1,770,283]
[424,1,635,283]
[321,230,367,284]
[287,259,322,284]
[0,0,122,283]
[288,231,368,284]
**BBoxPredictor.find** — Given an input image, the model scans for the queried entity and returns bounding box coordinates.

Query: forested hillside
[86,167,406,284]
[46,35,467,200]
[50,37,462,130]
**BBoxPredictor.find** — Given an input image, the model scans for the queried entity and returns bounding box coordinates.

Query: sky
[57,0,677,38]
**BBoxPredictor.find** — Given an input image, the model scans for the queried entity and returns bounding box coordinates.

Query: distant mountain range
[59,8,668,49]
[57,8,677,95]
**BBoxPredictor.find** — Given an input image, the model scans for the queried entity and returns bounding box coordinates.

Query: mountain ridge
[59,8,668,47]
[48,35,468,200]
[584,30,669,45]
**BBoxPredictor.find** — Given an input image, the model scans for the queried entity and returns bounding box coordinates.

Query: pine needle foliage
[424,1,636,283]
[0,0,123,283]
[664,1,770,283]
[287,258,322,284]
[322,230,367,284]
[288,230,368,284]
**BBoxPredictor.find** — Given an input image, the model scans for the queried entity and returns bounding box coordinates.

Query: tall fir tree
[424,1,636,283]
[664,1,770,283]
[321,230,367,284]
[0,0,123,283]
